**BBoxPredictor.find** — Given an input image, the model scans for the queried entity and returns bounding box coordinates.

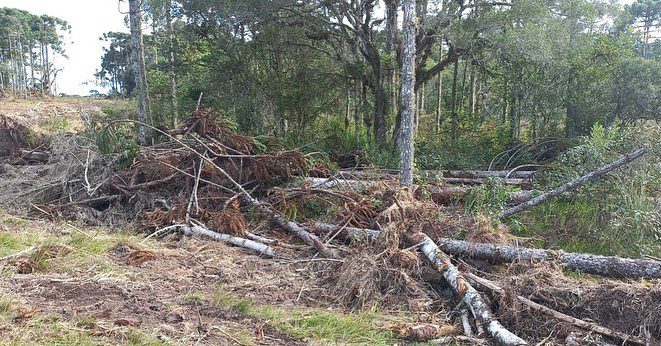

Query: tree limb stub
[499,147,648,219]
[409,231,528,345]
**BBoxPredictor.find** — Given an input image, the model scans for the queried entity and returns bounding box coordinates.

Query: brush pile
[0,108,658,345]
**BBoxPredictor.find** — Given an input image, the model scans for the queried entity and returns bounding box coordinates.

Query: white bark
[411,232,528,345]
[314,222,661,279]
[398,0,416,187]
[181,225,275,257]
[437,238,661,279]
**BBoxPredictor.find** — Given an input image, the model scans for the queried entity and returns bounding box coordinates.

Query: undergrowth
[522,124,660,257]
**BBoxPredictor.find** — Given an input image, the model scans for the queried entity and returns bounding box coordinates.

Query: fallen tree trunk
[304,177,533,203]
[437,238,661,279]
[315,223,661,279]
[408,231,528,345]
[464,272,649,345]
[181,225,276,257]
[442,177,524,185]
[337,169,536,180]
[499,148,648,219]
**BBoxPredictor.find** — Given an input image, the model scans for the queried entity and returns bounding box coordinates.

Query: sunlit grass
[213,291,395,345]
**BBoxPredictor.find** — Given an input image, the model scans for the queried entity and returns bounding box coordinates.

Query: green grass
[213,292,395,345]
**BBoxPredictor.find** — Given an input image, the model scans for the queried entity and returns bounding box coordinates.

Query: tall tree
[128,0,153,144]
[399,0,416,187]
[164,0,178,127]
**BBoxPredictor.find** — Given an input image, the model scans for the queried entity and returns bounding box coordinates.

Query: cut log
[181,225,276,257]
[499,148,648,219]
[408,231,528,345]
[314,223,661,279]
[437,238,661,279]
[465,272,649,345]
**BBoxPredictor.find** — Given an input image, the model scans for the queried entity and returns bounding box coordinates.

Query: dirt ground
[0,211,409,345]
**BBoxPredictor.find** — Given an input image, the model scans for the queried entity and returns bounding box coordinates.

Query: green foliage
[525,124,660,257]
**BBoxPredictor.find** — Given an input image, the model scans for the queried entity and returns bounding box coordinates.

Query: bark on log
[181,225,276,257]
[409,231,528,345]
[442,177,524,185]
[437,238,661,279]
[465,272,650,345]
[304,177,533,204]
[19,149,49,163]
[313,222,381,240]
[314,223,660,279]
[499,148,648,219]
[336,169,536,180]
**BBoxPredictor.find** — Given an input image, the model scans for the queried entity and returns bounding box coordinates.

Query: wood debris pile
[0,108,658,345]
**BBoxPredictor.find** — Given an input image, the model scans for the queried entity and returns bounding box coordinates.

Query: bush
[524,123,660,257]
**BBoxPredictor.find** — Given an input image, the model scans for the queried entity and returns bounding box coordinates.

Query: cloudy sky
[1,0,129,95]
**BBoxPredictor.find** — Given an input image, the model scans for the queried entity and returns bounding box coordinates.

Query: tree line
[100,0,661,163]
[0,8,69,96]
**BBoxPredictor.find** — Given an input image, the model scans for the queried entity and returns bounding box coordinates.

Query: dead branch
[408,231,528,345]
[181,225,276,257]
[464,272,650,345]
[499,148,648,219]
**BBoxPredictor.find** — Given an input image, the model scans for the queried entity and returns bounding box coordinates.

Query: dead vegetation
[0,106,659,345]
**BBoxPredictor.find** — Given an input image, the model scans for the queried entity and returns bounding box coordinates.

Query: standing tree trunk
[399,0,416,187]
[129,0,154,145]
[165,0,179,128]
[449,57,460,140]
[435,44,443,134]
[469,60,477,119]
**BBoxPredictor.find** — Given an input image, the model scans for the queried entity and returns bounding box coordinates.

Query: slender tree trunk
[373,77,388,146]
[565,70,577,138]
[165,0,179,128]
[450,57,460,140]
[416,81,425,134]
[385,0,398,121]
[399,0,416,187]
[345,88,351,130]
[129,0,154,145]
[502,76,509,124]
[44,43,50,93]
[469,60,477,119]
[435,45,443,134]
[29,39,35,89]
